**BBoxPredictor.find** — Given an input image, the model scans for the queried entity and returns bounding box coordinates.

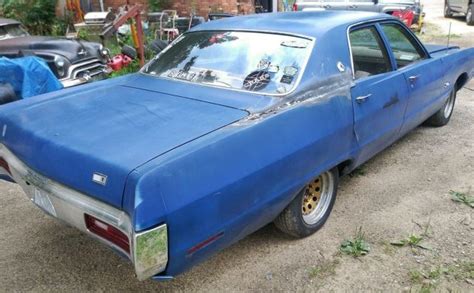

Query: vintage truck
[445,0,474,25]
[293,0,424,23]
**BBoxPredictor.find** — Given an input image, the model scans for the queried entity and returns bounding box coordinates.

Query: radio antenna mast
[447,22,452,49]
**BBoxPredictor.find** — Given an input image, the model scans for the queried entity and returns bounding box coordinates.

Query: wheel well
[337,159,354,176]
[455,73,469,91]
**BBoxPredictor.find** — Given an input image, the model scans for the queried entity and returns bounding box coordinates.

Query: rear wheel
[444,2,453,18]
[274,168,338,238]
[467,5,474,26]
[425,89,456,127]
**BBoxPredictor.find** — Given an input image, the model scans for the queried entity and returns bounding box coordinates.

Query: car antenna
[446,22,452,50]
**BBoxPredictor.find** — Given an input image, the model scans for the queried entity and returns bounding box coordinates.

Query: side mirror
[374,0,379,4]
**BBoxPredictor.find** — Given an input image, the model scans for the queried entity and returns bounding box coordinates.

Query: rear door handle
[323,5,331,8]
[348,5,357,8]
[383,95,399,109]
[356,94,372,104]
[408,75,420,83]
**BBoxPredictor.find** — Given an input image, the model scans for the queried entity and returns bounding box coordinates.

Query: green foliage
[309,259,340,279]
[340,227,370,257]
[1,0,56,35]
[390,234,431,250]
[450,190,474,208]
[148,0,171,12]
[109,60,141,78]
[349,166,366,177]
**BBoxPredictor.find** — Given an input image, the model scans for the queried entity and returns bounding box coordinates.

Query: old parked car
[0,18,111,87]
[445,0,474,25]
[0,11,472,281]
[294,0,423,23]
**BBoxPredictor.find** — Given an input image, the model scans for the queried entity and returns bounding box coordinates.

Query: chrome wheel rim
[444,91,455,118]
[302,172,335,225]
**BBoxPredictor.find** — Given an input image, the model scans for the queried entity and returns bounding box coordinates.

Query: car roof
[191,11,394,39]
[0,18,21,26]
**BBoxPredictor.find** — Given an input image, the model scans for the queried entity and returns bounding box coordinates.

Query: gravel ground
[1,0,473,292]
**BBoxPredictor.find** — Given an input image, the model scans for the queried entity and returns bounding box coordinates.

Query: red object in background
[108,54,133,71]
[293,3,298,11]
[392,9,415,27]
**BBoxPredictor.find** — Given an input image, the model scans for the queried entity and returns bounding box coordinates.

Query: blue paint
[0,11,473,279]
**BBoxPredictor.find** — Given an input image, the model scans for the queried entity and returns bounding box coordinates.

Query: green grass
[308,259,340,279]
[408,266,446,292]
[391,219,432,250]
[407,263,474,292]
[450,190,474,208]
[349,166,366,177]
[340,227,370,257]
[109,60,142,78]
[390,234,430,250]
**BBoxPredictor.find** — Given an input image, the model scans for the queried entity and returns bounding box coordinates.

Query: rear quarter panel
[122,28,358,276]
[433,47,474,89]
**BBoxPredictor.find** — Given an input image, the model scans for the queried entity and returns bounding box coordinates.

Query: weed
[408,263,474,292]
[349,166,366,177]
[409,269,423,283]
[391,218,432,250]
[450,190,474,208]
[446,261,474,281]
[408,266,446,292]
[340,227,370,257]
[308,259,340,279]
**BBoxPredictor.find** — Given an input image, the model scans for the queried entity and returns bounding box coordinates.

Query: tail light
[293,3,298,11]
[85,214,130,254]
[0,157,11,175]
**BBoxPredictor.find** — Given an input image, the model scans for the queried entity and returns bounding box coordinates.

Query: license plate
[33,188,57,217]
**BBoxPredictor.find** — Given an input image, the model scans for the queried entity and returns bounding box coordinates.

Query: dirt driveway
[1,1,473,292]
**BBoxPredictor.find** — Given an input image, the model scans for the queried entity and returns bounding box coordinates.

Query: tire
[121,45,137,59]
[444,2,453,18]
[0,83,18,105]
[274,168,339,238]
[467,5,474,26]
[425,88,457,127]
[148,39,168,54]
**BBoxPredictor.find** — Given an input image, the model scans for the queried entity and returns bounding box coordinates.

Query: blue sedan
[0,11,473,281]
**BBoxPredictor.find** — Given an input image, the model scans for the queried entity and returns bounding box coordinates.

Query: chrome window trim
[347,18,431,80]
[346,18,395,80]
[140,29,316,98]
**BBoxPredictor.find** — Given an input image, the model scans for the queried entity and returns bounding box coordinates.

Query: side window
[381,23,427,69]
[349,26,392,80]
[0,27,7,40]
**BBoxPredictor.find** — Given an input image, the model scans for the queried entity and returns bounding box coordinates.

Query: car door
[320,0,349,10]
[348,0,378,12]
[380,22,447,135]
[349,24,409,162]
[449,0,462,12]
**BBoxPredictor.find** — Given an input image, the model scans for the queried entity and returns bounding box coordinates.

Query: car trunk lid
[0,85,247,208]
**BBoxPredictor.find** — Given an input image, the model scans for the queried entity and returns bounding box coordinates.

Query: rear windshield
[144,31,313,95]
[0,24,29,40]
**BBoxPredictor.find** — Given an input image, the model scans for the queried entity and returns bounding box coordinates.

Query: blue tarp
[0,56,63,99]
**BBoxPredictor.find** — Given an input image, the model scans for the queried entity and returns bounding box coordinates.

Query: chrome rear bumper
[0,144,167,280]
